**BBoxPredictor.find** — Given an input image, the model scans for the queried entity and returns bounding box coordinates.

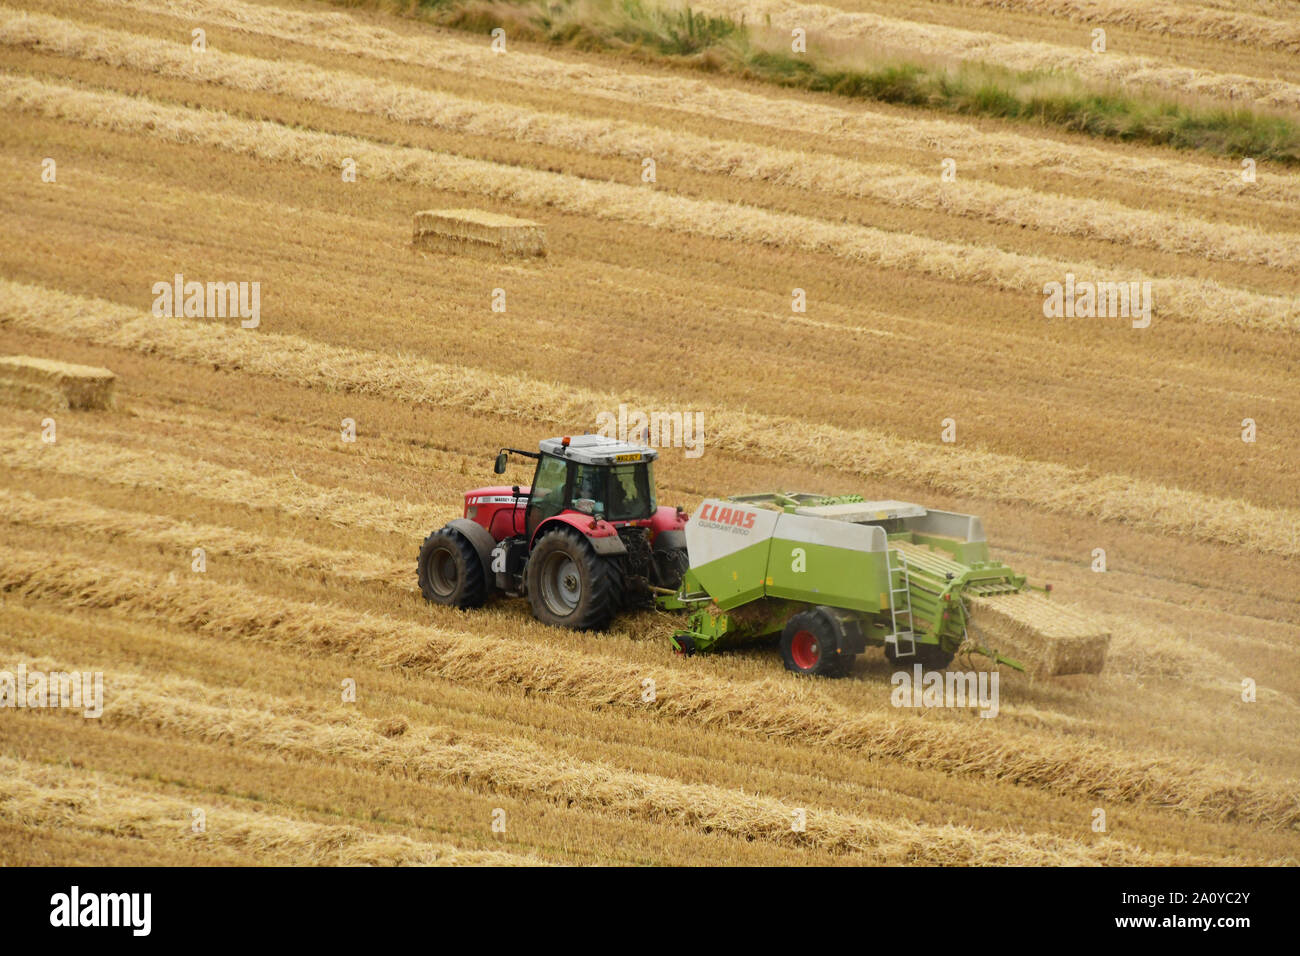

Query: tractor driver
[573,464,605,515]
[608,464,648,518]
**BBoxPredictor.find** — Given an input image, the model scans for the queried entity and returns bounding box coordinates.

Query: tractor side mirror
[493,452,508,475]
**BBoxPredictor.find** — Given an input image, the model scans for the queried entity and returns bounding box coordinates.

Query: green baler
[660,492,1035,676]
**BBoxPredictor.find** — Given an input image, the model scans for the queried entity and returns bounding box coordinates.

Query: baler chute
[661,493,1108,678]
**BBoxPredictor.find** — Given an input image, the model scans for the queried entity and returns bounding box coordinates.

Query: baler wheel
[780,609,848,677]
[417,528,488,608]
[526,527,621,631]
[791,630,820,669]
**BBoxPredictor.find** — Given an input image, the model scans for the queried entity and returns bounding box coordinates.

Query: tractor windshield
[571,461,656,522]
[606,462,655,521]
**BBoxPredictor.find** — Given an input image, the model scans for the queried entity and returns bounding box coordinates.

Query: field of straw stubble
[0,0,1297,866]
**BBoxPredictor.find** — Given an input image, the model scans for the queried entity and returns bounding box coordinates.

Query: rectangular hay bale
[969,590,1110,677]
[0,355,117,411]
[413,208,546,259]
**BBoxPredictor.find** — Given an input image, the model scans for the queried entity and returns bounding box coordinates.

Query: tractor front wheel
[418,528,487,608]
[780,609,850,677]
[526,528,621,630]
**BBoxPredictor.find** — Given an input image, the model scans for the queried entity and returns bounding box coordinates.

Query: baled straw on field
[971,591,1110,677]
[413,209,546,259]
[0,355,115,410]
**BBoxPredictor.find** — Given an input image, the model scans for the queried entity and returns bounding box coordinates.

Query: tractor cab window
[527,454,570,536]
[571,463,606,515]
[606,462,655,521]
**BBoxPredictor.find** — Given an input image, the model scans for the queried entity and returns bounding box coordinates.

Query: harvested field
[5,10,1298,269]
[4,546,1296,832]
[4,283,1298,557]
[70,0,1300,205]
[0,753,541,866]
[1,0,1297,871]
[7,74,1290,332]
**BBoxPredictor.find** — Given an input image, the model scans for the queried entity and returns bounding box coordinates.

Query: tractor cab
[522,435,658,535]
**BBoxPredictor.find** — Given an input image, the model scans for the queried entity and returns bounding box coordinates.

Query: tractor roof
[539,434,658,465]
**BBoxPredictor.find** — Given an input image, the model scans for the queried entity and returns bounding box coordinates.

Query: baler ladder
[886,547,916,657]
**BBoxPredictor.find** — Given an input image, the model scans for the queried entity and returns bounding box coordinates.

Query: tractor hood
[465,486,530,503]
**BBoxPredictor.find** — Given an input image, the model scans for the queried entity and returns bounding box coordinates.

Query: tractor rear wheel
[885,641,955,670]
[780,609,849,677]
[418,528,487,608]
[526,527,621,630]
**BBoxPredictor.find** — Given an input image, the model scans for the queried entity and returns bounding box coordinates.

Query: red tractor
[418,435,689,630]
